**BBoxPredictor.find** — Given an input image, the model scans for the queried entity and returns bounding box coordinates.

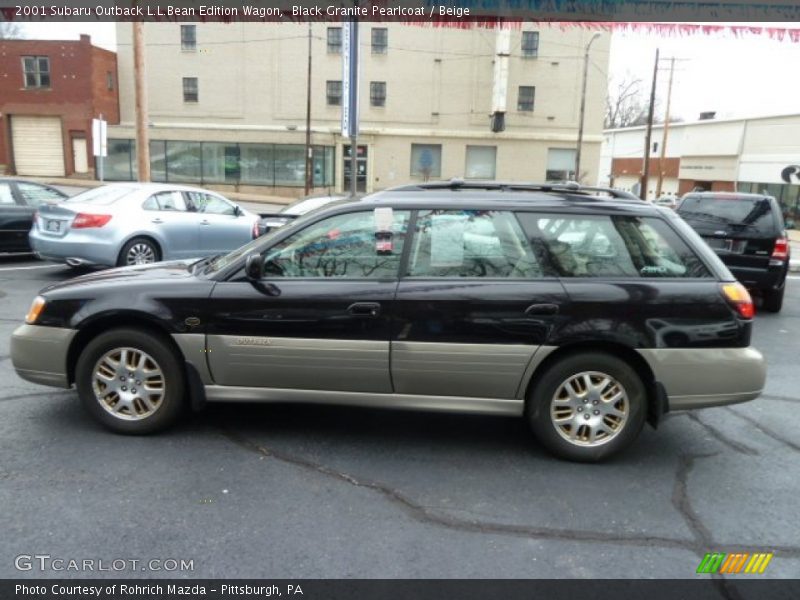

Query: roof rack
[390,178,643,201]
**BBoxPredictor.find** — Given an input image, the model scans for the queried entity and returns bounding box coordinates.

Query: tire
[527,352,647,462]
[117,237,161,267]
[75,328,185,434]
[762,286,784,313]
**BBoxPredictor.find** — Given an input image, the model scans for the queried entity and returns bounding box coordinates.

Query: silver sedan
[30,183,260,267]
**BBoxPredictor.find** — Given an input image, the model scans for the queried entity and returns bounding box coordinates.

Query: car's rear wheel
[118,237,161,267]
[762,286,784,313]
[527,352,646,462]
[75,328,185,434]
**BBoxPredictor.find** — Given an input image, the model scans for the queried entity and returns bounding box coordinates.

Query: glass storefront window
[149,140,167,182]
[240,144,274,185]
[99,139,331,188]
[274,145,305,186]
[105,139,134,181]
[166,141,202,183]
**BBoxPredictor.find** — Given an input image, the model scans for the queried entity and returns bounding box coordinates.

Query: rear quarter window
[517,213,712,279]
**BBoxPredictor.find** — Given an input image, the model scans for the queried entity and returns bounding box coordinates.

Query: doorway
[343,145,368,193]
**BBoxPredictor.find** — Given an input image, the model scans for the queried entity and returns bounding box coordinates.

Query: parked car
[0,178,67,254]
[30,183,260,268]
[256,193,348,237]
[677,192,790,312]
[655,196,678,210]
[11,180,766,462]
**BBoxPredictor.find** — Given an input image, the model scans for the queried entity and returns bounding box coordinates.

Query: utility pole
[304,22,313,195]
[575,31,602,184]
[655,57,682,199]
[641,48,659,201]
[133,22,150,182]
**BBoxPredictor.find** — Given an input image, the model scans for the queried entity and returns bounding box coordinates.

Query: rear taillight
[252,221,260,239]
[71,213,112,228]
[771,236,789,261]
[721,282,755,319]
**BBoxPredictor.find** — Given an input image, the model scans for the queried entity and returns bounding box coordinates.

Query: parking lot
[0,254,799,581]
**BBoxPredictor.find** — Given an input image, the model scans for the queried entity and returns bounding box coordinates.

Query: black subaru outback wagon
[11,181,766,461]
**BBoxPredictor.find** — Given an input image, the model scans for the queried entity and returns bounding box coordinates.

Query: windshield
[205,208,324,274]
[678,196,776,234]
[66,186,133,206]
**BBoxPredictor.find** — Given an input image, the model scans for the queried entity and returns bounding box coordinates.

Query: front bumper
[11,324,77,388]
[638,347,766,410]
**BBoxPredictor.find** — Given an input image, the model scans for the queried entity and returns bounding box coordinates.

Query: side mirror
[244,253,264,281]
[233,205,243,217]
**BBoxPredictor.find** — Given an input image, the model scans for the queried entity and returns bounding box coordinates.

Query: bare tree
[0,22,23,39]
[605,76,650,129]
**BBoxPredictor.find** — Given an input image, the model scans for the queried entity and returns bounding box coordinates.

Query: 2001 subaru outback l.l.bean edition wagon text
[11,181,767,461]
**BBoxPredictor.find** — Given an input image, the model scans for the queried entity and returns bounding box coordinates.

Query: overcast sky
[17,21,800,123]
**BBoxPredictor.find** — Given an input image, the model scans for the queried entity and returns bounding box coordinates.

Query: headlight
[25,296,46,324]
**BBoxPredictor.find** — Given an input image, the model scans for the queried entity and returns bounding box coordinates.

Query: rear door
[677,195,779,275]
[392,209,567,400]
[185,191,252,254]
[205,209,410,392]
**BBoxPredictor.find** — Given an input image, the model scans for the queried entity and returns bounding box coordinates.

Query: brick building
[0,34,119,177]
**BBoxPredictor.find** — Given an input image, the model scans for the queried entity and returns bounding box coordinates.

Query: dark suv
[11,181,766,461]
[677,192,790,312]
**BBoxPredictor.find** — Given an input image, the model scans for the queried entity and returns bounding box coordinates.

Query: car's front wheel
[527,352,647,462]
[75,328,185,434]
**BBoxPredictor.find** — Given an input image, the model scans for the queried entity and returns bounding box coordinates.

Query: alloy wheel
[91,347,165,420]
[126,243,156,265]
[550,371,629,447]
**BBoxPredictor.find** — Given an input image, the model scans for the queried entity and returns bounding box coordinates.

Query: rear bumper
[11,324,76,388]
[728,264,787,291]
[29,231,118,267]
[637,347,766,410]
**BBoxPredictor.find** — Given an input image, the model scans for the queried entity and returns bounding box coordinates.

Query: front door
[392,209,567,399]
[185,191,250,254]
[142,190,200,259]
[343,145,367,193]
[206,208,411,392]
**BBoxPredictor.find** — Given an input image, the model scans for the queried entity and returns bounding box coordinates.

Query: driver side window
[262,210,410,278]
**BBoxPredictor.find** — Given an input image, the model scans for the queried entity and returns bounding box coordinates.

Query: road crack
[724,407,800,452]
[685,413,759,455]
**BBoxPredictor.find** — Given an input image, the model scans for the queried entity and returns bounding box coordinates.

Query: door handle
[200,220,210,225]
[151,218,163,224]
[525,303,559,316]
[347,302,381,318]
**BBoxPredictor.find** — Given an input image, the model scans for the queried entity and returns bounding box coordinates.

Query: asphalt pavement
[0,257,799,584]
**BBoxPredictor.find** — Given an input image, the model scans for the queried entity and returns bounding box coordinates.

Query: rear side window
[678,196,777,235]
[16,182,65,207]
[517,213,711,279]
[407,210,542,278]
[143,191,188,212]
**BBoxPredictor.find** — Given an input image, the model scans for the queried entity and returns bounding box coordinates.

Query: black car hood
[41,260,199,294]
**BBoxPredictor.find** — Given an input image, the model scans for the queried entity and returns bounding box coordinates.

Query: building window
[22,56,50,89]
[327,28,342,54]
[518,86,535,111]
[370,81,386,107]
[106,71,114,91]
[465,146,497,179]
[521,32,539,57]
[546,148,577,182]
[181,25,197,51]
[410,144,442,180]
[372,28,388,54]
[183,77,198,103]
[326,80,342,106]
